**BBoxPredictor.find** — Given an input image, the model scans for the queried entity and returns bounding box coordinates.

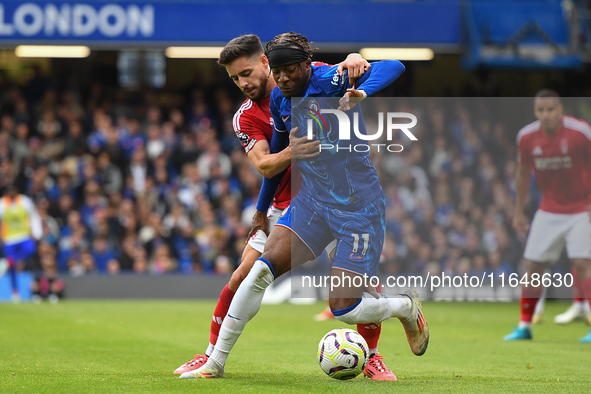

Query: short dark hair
[218,35,264,66]
[265,31,316,58]
[535,89,561,101]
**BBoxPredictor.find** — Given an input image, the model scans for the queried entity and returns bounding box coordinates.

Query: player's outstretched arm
[354,60,405,97]
[336,60,405,110]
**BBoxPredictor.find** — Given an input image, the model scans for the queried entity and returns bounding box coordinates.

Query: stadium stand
[3,69,587,288]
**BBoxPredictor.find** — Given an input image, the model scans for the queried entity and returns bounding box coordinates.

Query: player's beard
[246,74,269,102]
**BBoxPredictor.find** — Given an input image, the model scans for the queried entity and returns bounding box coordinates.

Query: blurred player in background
[531,268,590,325]
[0,184,43,302]
[173,34,388,376]
[504,90,591,343]
[552,272,591,324]
[182,32,428,380]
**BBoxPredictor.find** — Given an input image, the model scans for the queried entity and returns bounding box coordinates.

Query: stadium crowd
[0,68,581,281]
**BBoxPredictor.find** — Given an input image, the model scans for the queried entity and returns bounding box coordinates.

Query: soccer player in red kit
[174,35,397,379]
[504,90,591,342]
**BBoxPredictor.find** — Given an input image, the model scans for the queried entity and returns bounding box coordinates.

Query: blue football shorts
[3,238,37,262]
[276,190,385,277]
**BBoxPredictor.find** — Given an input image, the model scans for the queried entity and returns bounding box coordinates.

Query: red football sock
[580,278,591,304]
[357,323,381,352]
[520,286,544,323]
[209,284,235,346]
[572,266,583,302]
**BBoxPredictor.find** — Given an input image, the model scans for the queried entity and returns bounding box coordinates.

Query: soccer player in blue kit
[181,32,429,379]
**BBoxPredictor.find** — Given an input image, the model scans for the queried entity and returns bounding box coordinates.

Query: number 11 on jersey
[351,233,370,255]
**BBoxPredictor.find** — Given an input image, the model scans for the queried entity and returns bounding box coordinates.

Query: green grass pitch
[1,300,589,393]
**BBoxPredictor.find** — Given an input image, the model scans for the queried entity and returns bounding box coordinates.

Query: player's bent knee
[329,297,360,311]
[250,258,276,290]
[260,250,290,278]
[331,298,362,325]
[262,225,314,278]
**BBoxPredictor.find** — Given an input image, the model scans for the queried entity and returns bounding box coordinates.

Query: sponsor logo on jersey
[532,146,543,156]
[282,115,290,123]
[331,70,345,86]
[534,156,573,170]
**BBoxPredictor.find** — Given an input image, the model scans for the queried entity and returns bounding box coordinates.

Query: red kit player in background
[504,90,591,343]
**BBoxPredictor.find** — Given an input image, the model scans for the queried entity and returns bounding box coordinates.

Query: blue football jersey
[270,63,385,207]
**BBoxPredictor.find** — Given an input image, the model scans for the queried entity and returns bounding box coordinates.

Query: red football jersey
[517,115,591,214]
[233,97,291,209]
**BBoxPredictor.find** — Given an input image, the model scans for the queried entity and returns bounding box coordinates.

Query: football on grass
[317,328,368,380]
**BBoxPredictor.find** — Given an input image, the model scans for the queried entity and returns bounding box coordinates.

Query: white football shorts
[524,210,591,263]
[247,205,338,257]
[247,205,284,253]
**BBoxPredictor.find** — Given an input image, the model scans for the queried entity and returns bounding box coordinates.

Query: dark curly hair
[265,32,317,58]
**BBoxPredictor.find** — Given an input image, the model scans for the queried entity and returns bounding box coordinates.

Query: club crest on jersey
[307,99,320,114]
[306,100,334,145]
[560,139,568,154]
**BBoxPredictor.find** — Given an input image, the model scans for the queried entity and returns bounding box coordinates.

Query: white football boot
[554,302,586,325]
